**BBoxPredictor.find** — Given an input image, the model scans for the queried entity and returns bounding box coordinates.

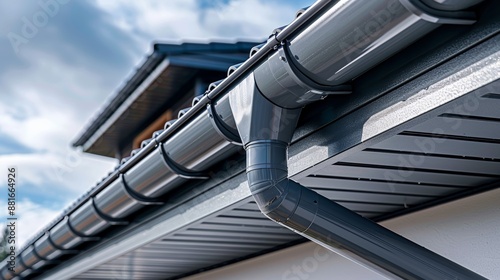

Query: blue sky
[0,0,312,247]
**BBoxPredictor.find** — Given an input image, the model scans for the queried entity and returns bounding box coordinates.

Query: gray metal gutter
[0,0,490,279]
[0,2,334,279]
[30,21,500,280]
[72,41,257,149]
[40,171,254,280]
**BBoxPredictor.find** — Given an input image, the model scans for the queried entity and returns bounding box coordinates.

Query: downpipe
[230,75,486,279]
[229,0,487,278]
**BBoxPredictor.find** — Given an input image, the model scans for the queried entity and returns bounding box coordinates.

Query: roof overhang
[73,42,257,157]
[40,28,500,278]
[7,0,500,278]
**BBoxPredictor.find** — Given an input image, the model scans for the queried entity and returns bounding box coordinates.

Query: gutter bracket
[31,247,48,262]
[121,174,165,205]
[91,198,129,225]
[47,234,79,254]
[65,216,101,241]
[403,0,476,24]
[18,258,30,275]
[280,41,352,95]
[207,102,242,145]
[30,246,59,266]
[159,145,210,179]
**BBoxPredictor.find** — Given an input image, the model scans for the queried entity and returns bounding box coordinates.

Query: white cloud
[94,0,300,47]
[0,46,118,206]
[0,199,61,248]
[201,0,298,37]
[0,153,57,187]
[0,49,115,152]
[0,151,116,196]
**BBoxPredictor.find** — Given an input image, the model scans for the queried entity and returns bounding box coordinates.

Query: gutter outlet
[230,71,487,280]
[229,0,487,276]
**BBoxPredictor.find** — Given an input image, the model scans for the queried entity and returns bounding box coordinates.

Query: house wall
[183,188,500,280]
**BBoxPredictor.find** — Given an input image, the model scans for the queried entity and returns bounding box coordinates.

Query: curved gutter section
[230,1,485,279]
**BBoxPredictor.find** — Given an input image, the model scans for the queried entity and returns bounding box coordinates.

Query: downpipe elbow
[246,140,319,233]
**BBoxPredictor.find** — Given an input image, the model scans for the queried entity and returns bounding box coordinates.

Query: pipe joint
[245,141,322,237]
[229,74,301,145]
[246,140,303,224]
[245,140,318,234]
[246,140,288,173]
[254,44,351,109]
[246,141,288,207]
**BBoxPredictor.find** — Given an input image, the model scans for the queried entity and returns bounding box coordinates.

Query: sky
[0,0,312,248]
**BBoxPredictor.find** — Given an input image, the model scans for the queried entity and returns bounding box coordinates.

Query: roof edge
[72,40,259,149]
